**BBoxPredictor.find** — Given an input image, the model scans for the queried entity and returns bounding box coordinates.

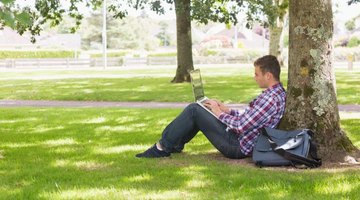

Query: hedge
[90,51,128,58]
[148,52,177,57]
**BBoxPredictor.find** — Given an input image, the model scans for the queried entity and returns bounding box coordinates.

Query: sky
[333,0,360,21]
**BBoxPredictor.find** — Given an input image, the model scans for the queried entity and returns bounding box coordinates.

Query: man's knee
[186,103,199,109]
[183,103,200,113]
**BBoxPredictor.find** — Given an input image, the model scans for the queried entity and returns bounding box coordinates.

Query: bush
[347,36,360,48]
[237,41,244,49]
[196,48,266,61]
[0,50,78,59]
[204,49,218,56]
[334,37,348,47]
[148,52,177,57]
[90,51,128,58]
[333,47,360,61]
[242,50,265,60]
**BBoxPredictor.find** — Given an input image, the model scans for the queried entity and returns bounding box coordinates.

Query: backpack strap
[307,130,322,162]
[260,128,322,168]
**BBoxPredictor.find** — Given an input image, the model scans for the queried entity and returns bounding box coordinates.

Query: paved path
[0,100,359,112]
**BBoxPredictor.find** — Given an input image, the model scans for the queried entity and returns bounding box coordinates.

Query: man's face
[254,66,269,88]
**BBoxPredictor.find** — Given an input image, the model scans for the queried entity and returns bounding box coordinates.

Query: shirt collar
[263,82,283,93]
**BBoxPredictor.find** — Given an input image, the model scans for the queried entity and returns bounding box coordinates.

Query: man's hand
[214,100,230,114]
[203,99,229,117]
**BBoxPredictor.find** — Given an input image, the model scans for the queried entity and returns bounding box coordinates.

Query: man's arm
[218,97,277,135]
[203,99,243,117]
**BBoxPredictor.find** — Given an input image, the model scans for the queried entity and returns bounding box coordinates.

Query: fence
[0,56,253,68]
[0,58,125,68]
[0,57,358,70]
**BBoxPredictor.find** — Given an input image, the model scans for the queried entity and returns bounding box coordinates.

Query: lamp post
[102,0,107,68]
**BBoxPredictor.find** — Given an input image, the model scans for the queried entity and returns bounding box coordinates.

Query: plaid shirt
[219,83,286,155]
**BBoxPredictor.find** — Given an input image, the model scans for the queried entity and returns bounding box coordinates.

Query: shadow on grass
[0,108,360,199]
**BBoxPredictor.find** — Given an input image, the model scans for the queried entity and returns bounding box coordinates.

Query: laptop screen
[190,69,205,101]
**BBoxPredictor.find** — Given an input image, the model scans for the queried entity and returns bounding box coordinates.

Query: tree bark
[269,26,283,65]
[269,0,286,67]
[172,0,194,83]
[278,0,357,161]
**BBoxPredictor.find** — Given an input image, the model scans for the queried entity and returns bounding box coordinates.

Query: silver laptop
[189,69,218,119]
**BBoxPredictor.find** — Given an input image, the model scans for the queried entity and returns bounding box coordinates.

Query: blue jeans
[159,103,247,159]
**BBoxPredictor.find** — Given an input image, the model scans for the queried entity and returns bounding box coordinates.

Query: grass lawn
[0,108,359,200]
[0,66,359,104]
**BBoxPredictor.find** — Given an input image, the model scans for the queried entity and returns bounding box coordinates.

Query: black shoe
[171,144,184,153]
[136,144,171,158]
[172,147,183,153]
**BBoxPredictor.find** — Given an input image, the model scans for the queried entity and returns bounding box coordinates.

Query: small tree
[268,0,288,66]
[156,21,171,46]
[345,20,356,32]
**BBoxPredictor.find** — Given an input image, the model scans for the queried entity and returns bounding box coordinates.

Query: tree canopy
[348,0,360,5]
[0,0,280,42]
[0,0,104,42]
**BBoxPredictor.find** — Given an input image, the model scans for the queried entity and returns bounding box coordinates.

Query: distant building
[0,27,81,50]
[197,24,269,49]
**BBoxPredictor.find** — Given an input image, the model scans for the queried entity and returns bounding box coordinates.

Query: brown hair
[254,55,281,81]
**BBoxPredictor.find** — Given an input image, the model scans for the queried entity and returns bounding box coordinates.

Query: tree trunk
[278,0,357,161]
[269,26,283,66]
[172,0,194,83]
[269,0,286,67]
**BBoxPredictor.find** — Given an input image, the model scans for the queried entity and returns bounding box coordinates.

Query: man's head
[253,55,281,88]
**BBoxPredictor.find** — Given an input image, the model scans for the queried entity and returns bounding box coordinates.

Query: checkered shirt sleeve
[218,83,286,155]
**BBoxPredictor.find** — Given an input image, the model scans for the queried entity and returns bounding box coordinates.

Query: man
[136,55,286,158]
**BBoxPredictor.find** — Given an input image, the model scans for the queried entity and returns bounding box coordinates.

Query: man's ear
[266,72,272,80]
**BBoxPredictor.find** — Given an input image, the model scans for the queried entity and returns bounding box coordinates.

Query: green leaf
[0,0,15,5]
[0,10,15,28]
[16,12,32,26]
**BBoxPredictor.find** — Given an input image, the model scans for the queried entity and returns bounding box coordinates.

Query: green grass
[335,72,360,104]
[342,118,360,148]
[0,108,359,200]
[0,67,359,104]
[0,77,262,103]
